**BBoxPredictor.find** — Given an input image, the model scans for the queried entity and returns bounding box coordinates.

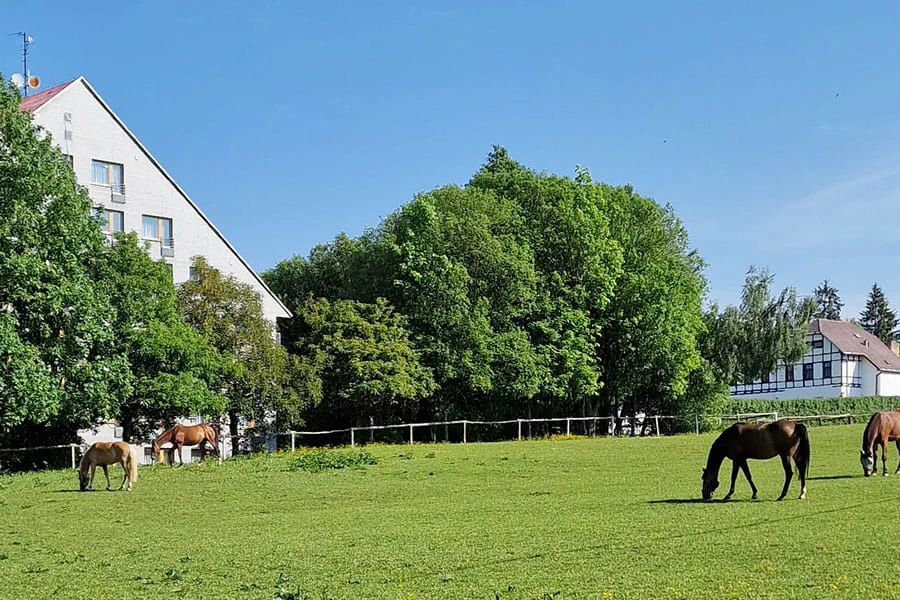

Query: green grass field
[0,424,897,600]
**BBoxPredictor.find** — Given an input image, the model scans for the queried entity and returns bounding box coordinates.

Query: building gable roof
[812,318,900,373]
[21,77,290,319]
[18,79,77,113]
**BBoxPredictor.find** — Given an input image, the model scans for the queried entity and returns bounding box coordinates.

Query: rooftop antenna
[8,32,38,96]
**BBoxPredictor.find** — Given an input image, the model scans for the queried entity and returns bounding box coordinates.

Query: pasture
[0,424,897,599]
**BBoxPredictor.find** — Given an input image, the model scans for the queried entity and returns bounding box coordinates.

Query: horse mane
[152,426,175,450]
[862,412,881,454]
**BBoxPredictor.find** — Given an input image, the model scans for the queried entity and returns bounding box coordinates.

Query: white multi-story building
[20,77,290,324]
[730,318,900,399]
[21,77,290,462]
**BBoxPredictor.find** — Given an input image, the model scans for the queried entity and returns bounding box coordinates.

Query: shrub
[293,449,377,473]
[721,396,900,418]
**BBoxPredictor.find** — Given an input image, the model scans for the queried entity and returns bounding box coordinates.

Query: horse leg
[739,460,758,499]
[882,440,889,476]
[723,460,740,500]
[776,455,793,501]
[176,442,184,467]
[88,464,96,491]
[118,460,128,490]
[895,440,900,475]
[102,465,112,491]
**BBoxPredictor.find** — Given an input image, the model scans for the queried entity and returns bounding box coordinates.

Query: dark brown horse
[860,410,900,476]
[78,441,139,492]
[702,420,810,501]
[151,423,219,466]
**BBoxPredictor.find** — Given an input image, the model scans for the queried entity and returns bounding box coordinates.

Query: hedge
[721,396,900,418]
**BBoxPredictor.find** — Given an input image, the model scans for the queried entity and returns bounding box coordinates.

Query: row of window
[764,362,833,383]
[98,209,173,247]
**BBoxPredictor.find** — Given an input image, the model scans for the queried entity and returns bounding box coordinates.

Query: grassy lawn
[0,424,896,599]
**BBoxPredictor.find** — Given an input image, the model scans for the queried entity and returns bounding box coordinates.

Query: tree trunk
[228,408,240,455]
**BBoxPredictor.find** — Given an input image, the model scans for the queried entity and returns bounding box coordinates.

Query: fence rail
[0,412,878,473]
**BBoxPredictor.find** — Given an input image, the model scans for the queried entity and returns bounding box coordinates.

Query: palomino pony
[78,441,139,492]
[702,420,810,501]
[151,423,219,466]
[860,410,900,477]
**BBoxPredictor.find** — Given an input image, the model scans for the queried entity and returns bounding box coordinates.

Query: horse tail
[795,422,810,478]
[127,444,139,483]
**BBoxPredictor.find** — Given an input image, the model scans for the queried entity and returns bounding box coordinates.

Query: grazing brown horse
[860,410,900,477]
[78,441,139,492]
[151,423,219,466]
[702,420,810,501]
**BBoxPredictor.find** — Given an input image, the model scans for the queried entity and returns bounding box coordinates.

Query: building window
[811,339,824,349]
[823,361,832,379]
[142,215,173,247]
[96,208,124,233]
[164,262,174,282]
[91,159,124,193]
[803,363,814,381]
[785,366,794,382]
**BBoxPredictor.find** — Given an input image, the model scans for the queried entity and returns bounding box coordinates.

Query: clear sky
[5,2,900,318]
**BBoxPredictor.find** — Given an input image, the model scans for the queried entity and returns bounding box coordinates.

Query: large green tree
[267,147,710,427]
[289,297,434,429]
[0,77,121,442]
[91,233,227,441]
[859,283,897,345]
[703,267,815,385]
[177,257,317,449]
[812,279,843,320]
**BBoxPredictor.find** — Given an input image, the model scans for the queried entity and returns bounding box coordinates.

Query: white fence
[0,411,865,472]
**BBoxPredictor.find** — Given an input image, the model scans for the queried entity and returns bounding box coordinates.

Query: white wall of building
[31,79,289,324]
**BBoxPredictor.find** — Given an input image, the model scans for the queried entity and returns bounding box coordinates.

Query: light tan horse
[151,423,219,466]
[702,420,810,501]
[78,441,139,492]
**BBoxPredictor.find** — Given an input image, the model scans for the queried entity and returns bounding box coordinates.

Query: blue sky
[5,2,900,317]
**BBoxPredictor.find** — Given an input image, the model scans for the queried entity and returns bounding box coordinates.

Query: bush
[293,449,377,473]
[721,396,900,418]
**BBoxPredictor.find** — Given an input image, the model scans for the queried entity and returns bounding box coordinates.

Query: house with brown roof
[730,318,900,399]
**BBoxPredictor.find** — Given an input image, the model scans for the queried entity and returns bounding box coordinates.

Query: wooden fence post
[654,415,660,437]
[350,427,355,448]
[291,432,296,453]
[409,424,414,446]
[517,419,522,441]
[463,421,467,444]
[566,418,571,437]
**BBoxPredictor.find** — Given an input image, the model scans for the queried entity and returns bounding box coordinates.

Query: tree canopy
[265,147,711,427]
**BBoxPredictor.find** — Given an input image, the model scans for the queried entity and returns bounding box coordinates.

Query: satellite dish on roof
[10,73,25,89]
[27,75,40,89]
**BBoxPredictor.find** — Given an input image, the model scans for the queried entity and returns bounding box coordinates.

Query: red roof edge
[19,79,78,113]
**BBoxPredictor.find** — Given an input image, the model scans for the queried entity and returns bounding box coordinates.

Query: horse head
[78,466,90,491]
[701,467,719,500]
[860,450,875,477]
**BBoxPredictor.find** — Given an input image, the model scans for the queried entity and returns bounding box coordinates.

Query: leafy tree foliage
[812,279,843,320]
[177,257,317,446]
[289,297,434,429]
[702,267,815,385]
[859,283,897,345]
[0,77,120,438]
[91,233,226,440]
[266,147,710,426]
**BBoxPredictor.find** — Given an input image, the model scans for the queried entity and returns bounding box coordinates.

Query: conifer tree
[859,283,897,345]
